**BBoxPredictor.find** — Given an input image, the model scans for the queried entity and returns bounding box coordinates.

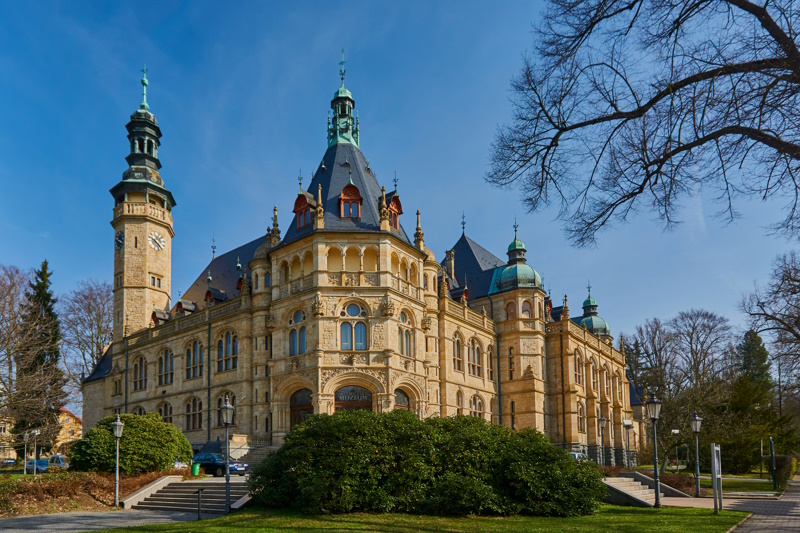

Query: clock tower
[110,69,176,342]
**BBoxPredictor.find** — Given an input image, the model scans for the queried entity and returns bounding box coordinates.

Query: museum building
[83,64,635,465]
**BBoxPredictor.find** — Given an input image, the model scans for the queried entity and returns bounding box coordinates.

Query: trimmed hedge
[249,410,606,516]
[70,413,192,475]
[774,454,799,489]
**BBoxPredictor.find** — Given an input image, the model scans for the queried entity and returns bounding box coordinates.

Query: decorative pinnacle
[236,256,242,271]
[393,171,398,191]
[298,170,303,192]
[206,270,213,287]
[587,281,592,296]
[211,235,216,259]
[513,217,519,238]
[140,66,149,110]
[348,167,353,184]
[416,210,421,231]
[461,212,466,234]
[339,48,346,87]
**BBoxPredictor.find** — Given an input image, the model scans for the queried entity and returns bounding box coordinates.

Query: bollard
[197,488,204,520]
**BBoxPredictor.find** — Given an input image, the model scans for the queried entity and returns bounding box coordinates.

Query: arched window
[218,332,238,372]
[591,362,599,391]
[469,395,483,417]
[254,273,259,289]
[453,337,463,371]
[573,353,583,386]
[186,398,202,431]
[468,339,482,377]
[610,410,615,441]
[186,341,203,379]
[290,389,313,428]
[133,356,146,391]
[604,367,612,397]
[510,400,516,430]
[487,347,494,380]
[159,402,173,424]
[506,302,516,320]
[616,373,623,401]
[340,303,367,350]
[289,310,305,356]
[398,312,412,357]
[596,407,602,437]
[394,389,410,410]
[217,394,236,426]
[132,406,145,416]
[522,301,533,318]
[158,349,174,386]
[578,402,586,433]
[456,390,463,414]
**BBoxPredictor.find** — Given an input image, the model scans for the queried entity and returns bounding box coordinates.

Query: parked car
[191,453,248,477]
[25,459,49,473]
[569,452,589,462]
[47,454,69,470]
[1,458,16,467]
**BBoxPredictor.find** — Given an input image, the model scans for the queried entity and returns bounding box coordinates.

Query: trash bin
[191,462,200,476]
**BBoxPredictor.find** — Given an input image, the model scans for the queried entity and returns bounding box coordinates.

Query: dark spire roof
[281,142,410,245]
[441,233,506,301]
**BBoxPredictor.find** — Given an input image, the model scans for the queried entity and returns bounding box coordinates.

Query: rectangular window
[265,391,269,403]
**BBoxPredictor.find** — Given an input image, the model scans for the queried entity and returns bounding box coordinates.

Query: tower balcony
[113,202,173,226]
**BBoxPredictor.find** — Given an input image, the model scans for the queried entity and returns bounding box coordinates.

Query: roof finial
[339,48,346,87]
[513,217,519,239]
[461,212,466,234]
[211,235,216,259]
[206,269,213,288]
[393,171,398,191]
[298,170,303,192]
[139,66,149,110]
[587,281,592,296]
[236,256,242,271]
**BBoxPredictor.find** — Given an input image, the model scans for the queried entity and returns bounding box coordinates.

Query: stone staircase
[604,476,663,507]
[237,445,273,466]
[132,479,249,514]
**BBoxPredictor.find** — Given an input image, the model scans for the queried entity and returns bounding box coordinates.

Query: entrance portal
[334,385,373,412]
[290,388,313,428]
[394,389,410,411]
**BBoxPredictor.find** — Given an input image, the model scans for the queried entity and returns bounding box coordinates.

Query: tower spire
[339,48,346,87]
[140,66,149,110]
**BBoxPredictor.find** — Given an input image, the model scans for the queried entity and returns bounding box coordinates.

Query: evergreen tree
[736,330,773,392]
[11,260,67,456]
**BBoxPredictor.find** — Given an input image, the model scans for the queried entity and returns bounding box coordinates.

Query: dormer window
[387,193,403,229]
[293,191,316,229]
[297,208,311,228]
[338,183,362,219]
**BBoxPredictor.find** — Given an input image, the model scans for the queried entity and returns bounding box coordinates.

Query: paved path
[662,477,800,532]
[0,509,200,533]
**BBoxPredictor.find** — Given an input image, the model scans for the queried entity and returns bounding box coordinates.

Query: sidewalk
[0,509,199,533]
[663,477,800,532]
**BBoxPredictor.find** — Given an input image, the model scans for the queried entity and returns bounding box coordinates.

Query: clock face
[148,231,166,251]
[115,231,124,250]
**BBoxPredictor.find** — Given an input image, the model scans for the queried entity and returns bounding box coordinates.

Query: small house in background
[55,407,82,455]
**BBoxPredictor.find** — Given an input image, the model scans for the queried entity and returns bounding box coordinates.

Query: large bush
[249,410,606,516]
[70,413,191,474]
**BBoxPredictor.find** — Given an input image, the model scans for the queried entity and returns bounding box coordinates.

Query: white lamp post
[22,432,29,475]
[30,430,40,475]
[112,415,124,508]
[671,429,680,472]
[622,419,633,468]
[220,395,235,514]
[599,415,607,467]
[646,395,662,508]
[690,411,703,498]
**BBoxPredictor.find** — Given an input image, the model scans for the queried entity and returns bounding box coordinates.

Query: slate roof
[282,142,410,245]
[441,233,506,301]
[178,236,261,312]
[83,345,112,384]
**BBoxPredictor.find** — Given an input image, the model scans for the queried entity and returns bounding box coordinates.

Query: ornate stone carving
[522,364,535,379]
[372,322,385,348]
[265,313,276,329]
[312,292,324,317]
[328,273,342,286]
[344,273,359,287]
[322,323,336,349]
[363,274,378,286]
[321,368,387,389]
[421,315,432,331]
[380,295,395,318]
[280,286,289,297]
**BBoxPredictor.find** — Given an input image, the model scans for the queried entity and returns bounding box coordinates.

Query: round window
[346,304,360,317]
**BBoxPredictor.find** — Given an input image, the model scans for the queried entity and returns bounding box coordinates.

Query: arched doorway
[290,388,313,428]
[394,389,410,411]
[334,385,373,412]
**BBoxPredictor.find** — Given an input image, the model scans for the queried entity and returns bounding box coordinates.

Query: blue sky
[0,1,792,340]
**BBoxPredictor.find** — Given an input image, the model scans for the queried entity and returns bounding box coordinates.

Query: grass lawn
[94,505,749,533]
[699,477,778,493]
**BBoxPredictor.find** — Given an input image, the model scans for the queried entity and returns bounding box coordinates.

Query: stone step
[134,502,226,514]
[144,493,247,502]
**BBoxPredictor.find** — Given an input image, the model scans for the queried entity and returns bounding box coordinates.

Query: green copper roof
[579,315,611,336]
[334,85,353,100]
[508,238,526,252]
[494,262,542,293]
[583,295,597,308]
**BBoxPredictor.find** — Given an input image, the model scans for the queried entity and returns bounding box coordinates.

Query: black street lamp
[220,395,235,514]
[22,432,29,475]
[646,394,662,508]
[599,415,607,467]
[112,415,124,508]
[690,411,703,498]
[622,419,633,468]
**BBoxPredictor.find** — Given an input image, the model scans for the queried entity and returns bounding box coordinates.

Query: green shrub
[249,410,606,517]
[70,413,191,474]
[773,454,799,489]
